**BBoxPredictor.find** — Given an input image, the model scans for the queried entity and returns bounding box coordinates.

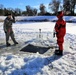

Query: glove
[5,31,7,33]
[53,32,56,37]
[4,29,7,33]
[12,15,15,19]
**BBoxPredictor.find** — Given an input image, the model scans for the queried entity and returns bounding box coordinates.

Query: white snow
[0,16,76,75]
[1,16,76,22]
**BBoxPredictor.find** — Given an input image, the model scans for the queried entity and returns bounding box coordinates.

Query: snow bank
[1,16,76,22]
[15,16,76,22]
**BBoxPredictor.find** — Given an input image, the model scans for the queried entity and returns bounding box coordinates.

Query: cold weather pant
[57,37,64,51]
[5,31,16,44]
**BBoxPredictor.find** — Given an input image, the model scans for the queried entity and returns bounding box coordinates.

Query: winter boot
[59,50,63,56]
[54,50,60,54]
[14,42,18,45]
[55,50,63,56]
[6,42,11,47]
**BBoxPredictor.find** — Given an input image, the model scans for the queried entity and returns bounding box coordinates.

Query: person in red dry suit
[53,11,66,56]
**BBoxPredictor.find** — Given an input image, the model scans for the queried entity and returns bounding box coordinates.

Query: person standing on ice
[53,11,66,55]
[3,13,18,47]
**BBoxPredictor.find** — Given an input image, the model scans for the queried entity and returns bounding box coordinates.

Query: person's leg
[58,43,63,55]
[10,32,18,44]
[55,37,64,55]
[57,37,64,49]
[58,43,63,50]
[6,32,11,46]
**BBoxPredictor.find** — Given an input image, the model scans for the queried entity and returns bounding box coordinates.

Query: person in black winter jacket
[3,13,18,47]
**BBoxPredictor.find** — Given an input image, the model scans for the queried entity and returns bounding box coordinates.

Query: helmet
[57,11,64,19]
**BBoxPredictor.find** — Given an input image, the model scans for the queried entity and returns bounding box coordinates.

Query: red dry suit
[54,11,66,51]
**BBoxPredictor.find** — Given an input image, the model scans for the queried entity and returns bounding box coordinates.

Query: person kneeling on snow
[3,13,18,47]
[53,11,66,55]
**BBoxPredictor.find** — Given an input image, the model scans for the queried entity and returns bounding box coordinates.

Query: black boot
[14,42,18,45]
[54,50,60,54]
[55,50,63,56]
[59,50,63,56]
[6,42,11,47]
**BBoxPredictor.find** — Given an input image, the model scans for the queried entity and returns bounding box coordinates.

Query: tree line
[0,0,76,16]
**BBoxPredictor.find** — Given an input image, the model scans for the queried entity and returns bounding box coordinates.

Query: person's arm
[4,20,8,33]
[10,15,15,23]
[53,23,59,37]
[53,29,56,37]
[55,23,59,34]
[12,15,15,23]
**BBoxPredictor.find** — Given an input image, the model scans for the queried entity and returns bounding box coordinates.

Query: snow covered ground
[0,16,76,75]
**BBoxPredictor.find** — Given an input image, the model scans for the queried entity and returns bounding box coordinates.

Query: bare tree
[26,5,37,16]
[33,8,37,16]
[63,0,71,15]
[0,4,4,15]
[49,0,60,14]
[15,8,22,16]
[63,0,76,15]
[70,0,76,15]
[39,4,46,15]
[26,5,33,16]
